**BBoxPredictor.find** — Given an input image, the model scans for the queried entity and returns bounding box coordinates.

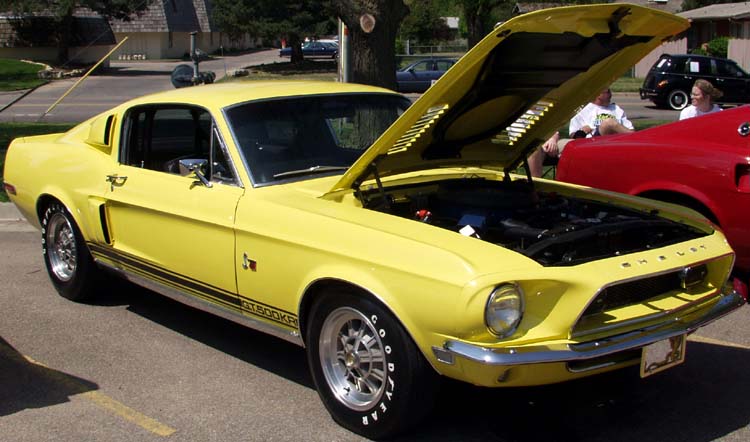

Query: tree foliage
[400,0,452,43]
[212,0,336,62]
[456,0,505,49]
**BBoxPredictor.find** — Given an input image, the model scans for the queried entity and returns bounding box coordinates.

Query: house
[0,8,116,64]
[512,1,681,15]
[678,2,750,48]
[109,0,258,60]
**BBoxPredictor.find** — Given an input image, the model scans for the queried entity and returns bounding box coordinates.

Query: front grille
[581,271,682,317]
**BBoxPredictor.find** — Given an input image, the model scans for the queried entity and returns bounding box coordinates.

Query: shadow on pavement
[84,282,750,440]
[0,336,99,416]
[99,282,314,389]
[101,67,173,77]
[403,342,750,441]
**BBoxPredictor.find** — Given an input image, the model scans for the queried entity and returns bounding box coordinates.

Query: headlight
[485,283,524,338]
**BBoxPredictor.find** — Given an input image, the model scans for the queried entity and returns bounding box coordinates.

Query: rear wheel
[667,89,689,110]
[306,290,438,439]
[41,202,101,302]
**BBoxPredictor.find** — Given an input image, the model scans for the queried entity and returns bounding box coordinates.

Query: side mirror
[179,159,212,188]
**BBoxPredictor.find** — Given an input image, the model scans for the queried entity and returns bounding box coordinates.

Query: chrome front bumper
[434,290,745,367]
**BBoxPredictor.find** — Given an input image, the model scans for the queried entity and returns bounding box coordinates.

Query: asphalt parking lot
[0,221,748,441]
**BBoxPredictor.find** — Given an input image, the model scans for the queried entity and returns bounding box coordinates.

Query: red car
[557,105,750,275]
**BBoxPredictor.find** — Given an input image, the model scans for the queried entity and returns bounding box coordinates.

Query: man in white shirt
[529,88,634,177]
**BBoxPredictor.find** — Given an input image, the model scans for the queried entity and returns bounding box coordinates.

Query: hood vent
[493,100,554,146]
[388,104,450,155]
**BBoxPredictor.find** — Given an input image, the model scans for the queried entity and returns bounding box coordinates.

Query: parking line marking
[688,335,750,350]
[79,390,177,437]
[22,355,177,437]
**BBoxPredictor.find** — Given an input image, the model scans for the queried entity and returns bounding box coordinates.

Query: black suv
[640,53,750,110]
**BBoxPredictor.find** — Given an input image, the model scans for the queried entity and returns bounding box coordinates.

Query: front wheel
[667,89,689,110]
[306,291,438,439]
[41,202,102,302]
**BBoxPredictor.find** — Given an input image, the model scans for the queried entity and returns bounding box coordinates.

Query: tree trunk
[288,34,304,63]
[55,6,75,64]
[466,9,485,50]
[463,1,488,50]
[331,0,409,90]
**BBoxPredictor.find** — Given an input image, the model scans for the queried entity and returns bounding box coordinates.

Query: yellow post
[43,36,130,117]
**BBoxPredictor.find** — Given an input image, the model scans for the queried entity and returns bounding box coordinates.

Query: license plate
[640,335,686,378]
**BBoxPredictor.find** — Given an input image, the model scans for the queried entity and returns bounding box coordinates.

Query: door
[103,104,244,311]
[714,59,750,104]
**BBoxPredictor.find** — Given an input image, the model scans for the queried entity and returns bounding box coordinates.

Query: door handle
[106,175,128,190]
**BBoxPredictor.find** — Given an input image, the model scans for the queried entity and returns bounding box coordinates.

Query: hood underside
[329,4,688,194]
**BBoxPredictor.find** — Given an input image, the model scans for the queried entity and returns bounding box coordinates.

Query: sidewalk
[0,202,35,232]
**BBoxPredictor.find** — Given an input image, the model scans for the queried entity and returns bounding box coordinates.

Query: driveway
[0,49,283,123]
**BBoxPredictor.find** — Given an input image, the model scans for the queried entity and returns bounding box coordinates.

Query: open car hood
[329,4,688,194]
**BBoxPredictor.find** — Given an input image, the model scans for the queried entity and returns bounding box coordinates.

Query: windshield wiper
[273,165,349,179]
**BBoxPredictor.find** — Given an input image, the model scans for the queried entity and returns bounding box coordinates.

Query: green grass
[0,59,48,91]
[1,122,76,202]
[611,76,643,93]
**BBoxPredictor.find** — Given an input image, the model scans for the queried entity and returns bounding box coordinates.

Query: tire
[41,202,101,302]
[306,290,438,439]
[667,89,689,111]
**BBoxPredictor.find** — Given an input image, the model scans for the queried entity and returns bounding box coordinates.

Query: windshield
[225,93,410,185]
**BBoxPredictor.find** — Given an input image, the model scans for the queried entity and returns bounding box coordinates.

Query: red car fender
[627,180,722,223]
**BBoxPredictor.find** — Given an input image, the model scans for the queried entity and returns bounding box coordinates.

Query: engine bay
[360,178,707,266]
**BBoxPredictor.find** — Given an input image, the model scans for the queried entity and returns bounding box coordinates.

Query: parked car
[279,41,338,59]
[395,58,456,93]
[639,53,750,110]
[3,5,744,440]
[557,105,750,276]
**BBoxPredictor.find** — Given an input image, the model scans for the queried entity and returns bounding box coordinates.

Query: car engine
[361,178,707,266]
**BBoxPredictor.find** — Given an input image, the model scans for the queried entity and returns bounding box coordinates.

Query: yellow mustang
[3,5,745,439]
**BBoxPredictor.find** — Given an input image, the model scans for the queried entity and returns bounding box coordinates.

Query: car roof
[660,53,731,61]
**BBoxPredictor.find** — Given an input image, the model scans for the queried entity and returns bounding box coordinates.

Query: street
[0,49,284,123]
[0,224,749,441]
[0,50,679,124]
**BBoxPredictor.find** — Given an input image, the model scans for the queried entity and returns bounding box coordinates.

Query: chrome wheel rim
[46,213,77,282]
[319,307,387,411]
[670,91,688,110]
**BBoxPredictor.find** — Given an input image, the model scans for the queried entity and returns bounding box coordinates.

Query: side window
[121,105,236,185]
[435,60,453,71]
[150,108,205,168]
[412,61,430,72]
[717,60,744,78]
